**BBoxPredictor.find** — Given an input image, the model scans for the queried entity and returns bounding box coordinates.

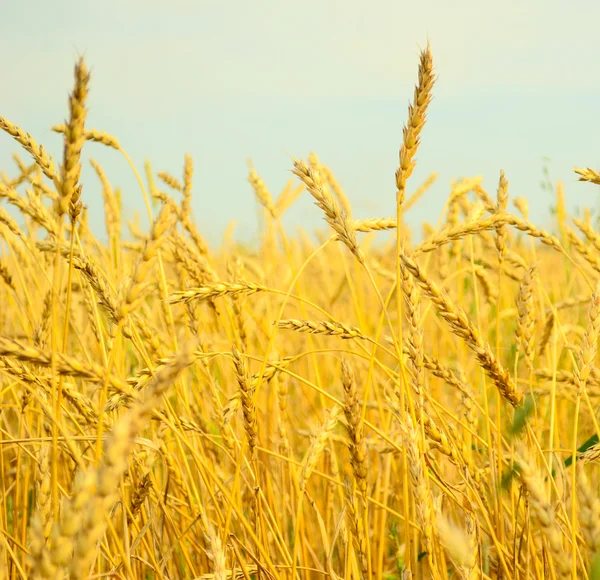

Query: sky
[1,0,599,246]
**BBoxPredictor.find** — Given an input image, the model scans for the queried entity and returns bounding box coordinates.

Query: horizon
[2,0,599,245]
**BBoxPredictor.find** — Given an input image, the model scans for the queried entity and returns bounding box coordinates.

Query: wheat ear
[299,406,340,491]
[0,116,57,182]
[396,42,435,207]
[577,463,600,554]
[516,453,572,579]
[574,282,600,396]
[399,415,435,554]
[400,252,522,406]
[516,264,537,369]
[574,167,600,185]
[65,343,198,578]
[232,345,258,460]
[278,319,365,340]
[292,158,364,264]
[248,161,276,218]
[58,57,90,217]
[341,359,368,500]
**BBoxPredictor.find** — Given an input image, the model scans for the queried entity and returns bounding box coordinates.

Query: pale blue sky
[1,0,599,245]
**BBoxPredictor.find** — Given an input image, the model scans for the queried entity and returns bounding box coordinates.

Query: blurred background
[2,0,599,245]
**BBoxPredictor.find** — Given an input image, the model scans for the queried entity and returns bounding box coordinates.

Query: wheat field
[0,46,599,580]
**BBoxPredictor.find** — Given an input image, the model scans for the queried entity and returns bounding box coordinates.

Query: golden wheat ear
[574,166,600,185]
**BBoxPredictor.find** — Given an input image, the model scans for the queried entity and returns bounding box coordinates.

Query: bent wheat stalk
[400,252,523,407]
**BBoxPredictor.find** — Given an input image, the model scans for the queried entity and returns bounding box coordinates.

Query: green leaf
[564,433,599,467]
[501,462,519,491]
[591,552,600,580]
[508,395,535,438]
